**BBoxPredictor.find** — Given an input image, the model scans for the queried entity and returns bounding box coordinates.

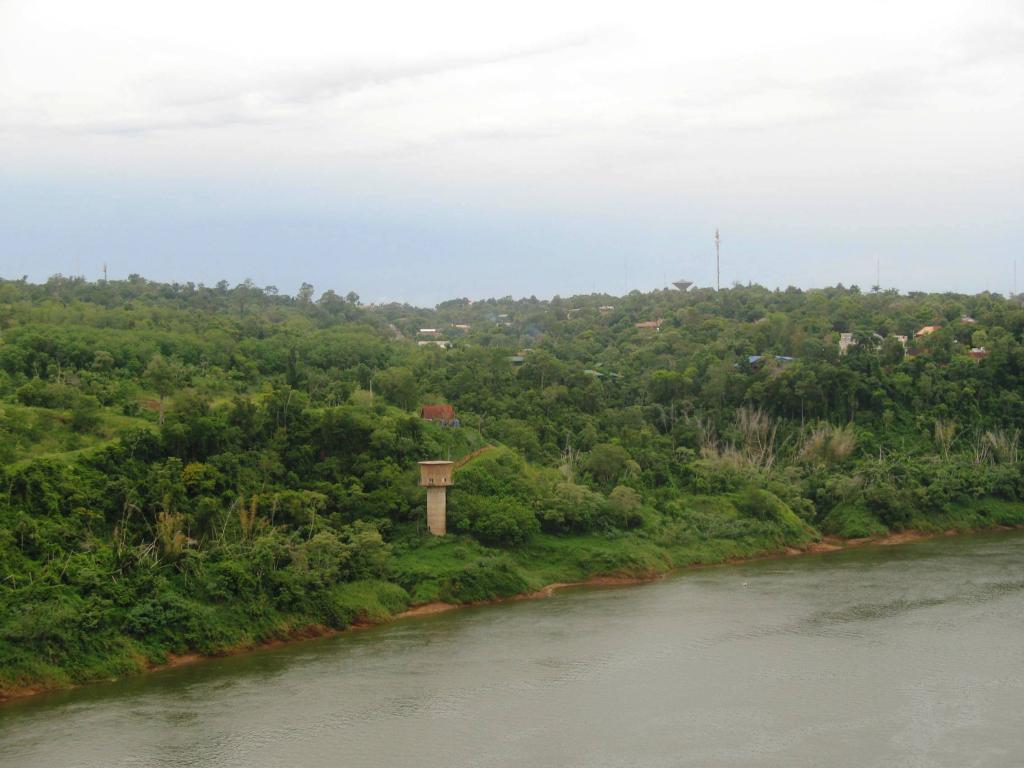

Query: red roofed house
[420,404,456,424]
[915,325,940,337]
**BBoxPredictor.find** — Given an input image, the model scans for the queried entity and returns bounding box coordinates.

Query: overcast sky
[1,0,1022,304]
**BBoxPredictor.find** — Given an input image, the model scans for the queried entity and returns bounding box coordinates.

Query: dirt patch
[156,653,203,671]
[875,530,931,546]
[396,575,658,619]
[0,683,57,702]
[806,540,844,553]
[398,602,462,618]
[524,575,656,600]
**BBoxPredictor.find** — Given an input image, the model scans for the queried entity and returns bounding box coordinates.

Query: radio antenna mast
[715,229,721,291]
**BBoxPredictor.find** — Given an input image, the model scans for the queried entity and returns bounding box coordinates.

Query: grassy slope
[822,497,1024,538]
[1,402,155,469]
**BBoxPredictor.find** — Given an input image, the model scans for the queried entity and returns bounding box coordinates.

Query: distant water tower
[418,461,454,536]
[672,279,693,291]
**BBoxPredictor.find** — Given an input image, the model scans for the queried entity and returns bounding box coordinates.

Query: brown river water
[2,530,1023,767]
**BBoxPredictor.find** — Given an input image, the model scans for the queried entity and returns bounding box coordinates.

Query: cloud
[953,15,1024,66]
[219,35,594,108]
[5,35,596,137]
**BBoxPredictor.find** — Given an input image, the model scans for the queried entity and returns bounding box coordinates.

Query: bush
[820,503,889,538]
[687,457,756,494]
[339,521,392,580]
[123,590,227,653]
[454,448,531,499]
[538,482,606,533]
[584,443,633,488]
[864,485,914,529]
[319,580,410,628]
[70,395,102,433]
[736,487,787,521]
[438,558,529,603]
[603,486,646,529]
[16,380,77,409]
[449,494,539,546]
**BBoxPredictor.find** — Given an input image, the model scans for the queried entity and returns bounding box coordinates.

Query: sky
[1,0,1022,305]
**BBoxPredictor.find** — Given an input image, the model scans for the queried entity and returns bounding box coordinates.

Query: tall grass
[696,408,780,470]
[974,429,1021,465]
[933,418,957,461]
[798,422,857,465]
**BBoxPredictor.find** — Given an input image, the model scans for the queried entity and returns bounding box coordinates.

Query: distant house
[970,347,989,360]
[507,355,526,364]
[635,319,663,331]
[746,355,797,369]
[417,340,451,349]
[418,328,441,337]
[961,316,977,325]
[420,404,456,424]
[895,335,908,347]
[839,332,856,355]
[915,325,940,337]
[598,305,615,315]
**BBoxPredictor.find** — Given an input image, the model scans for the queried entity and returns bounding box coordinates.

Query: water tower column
[425,486,447,535]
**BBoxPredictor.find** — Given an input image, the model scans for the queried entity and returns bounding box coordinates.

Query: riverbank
[11,528,1024,768]
[5,523,1021,704]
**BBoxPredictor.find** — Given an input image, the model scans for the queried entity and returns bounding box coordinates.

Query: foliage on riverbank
[2,275,1024,696]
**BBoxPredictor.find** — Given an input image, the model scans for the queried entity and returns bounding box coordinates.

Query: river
[3,531,1023,767]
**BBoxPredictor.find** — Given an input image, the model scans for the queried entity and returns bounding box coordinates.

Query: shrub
[820,503,889,538]
[449,494,539,546]
[454,448,531,499]
[864,485,914,529]
[438,558,529,603]
[688,457,757,494]
[603,486,645,529]
[123,590,226,653]
[16,380,77,409]
[339,521,392,580]
[538,482,605,533]
[69,395,102,433]
[319,580,409,628]
[736,487,787,521]
[584,443,633,488]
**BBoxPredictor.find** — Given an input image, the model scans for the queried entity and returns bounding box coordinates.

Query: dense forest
[2,274,1024,696]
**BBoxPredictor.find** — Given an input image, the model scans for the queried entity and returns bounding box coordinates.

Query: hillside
[2,275,1024,696]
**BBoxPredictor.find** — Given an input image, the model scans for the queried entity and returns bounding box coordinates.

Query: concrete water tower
[418,460,454,535]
